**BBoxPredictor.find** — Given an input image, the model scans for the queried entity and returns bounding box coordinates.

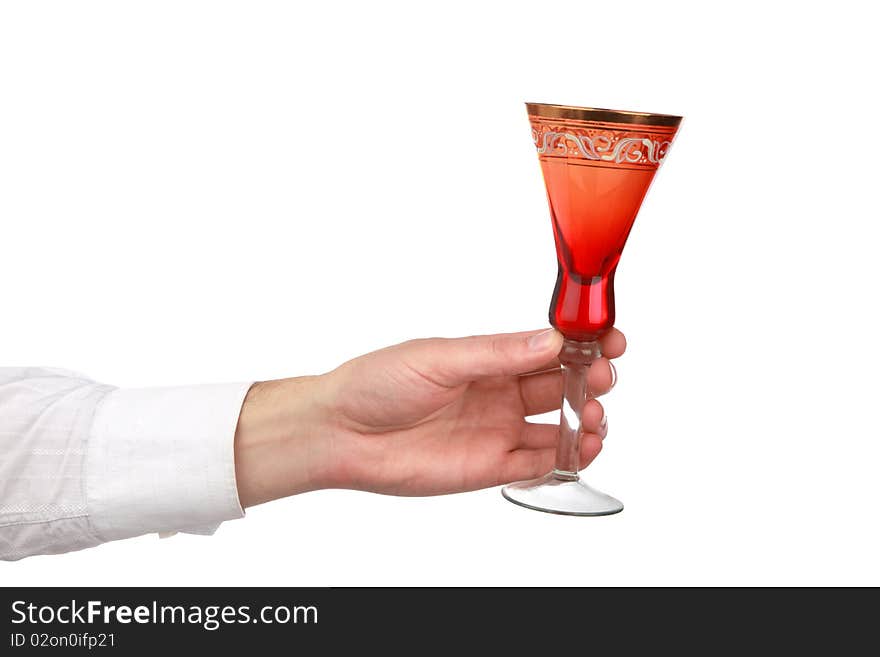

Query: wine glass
[502,102,682,516]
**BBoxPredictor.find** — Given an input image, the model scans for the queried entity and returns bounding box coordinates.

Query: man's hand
[233,328,626,507]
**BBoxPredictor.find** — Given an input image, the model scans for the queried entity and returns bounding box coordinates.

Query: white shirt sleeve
[0,368,252,560]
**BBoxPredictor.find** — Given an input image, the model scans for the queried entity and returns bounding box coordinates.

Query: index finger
[521,327,626,376]
[599,328,627,359]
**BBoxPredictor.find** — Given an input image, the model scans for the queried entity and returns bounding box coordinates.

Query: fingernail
[599,414,608,437]
[527,328,558,352]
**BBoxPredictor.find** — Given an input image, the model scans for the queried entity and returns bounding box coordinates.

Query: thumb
[404,328,563,387]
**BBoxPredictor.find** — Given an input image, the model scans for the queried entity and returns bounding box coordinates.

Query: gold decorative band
[532,128,672,167]
[526,102,682,128]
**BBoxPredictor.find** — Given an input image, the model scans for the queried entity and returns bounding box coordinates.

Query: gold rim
[526,102,682,127]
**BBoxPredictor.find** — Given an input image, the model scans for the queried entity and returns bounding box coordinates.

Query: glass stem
[553,339,602,481]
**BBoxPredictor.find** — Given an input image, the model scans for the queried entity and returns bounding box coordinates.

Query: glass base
[502,472,623,516]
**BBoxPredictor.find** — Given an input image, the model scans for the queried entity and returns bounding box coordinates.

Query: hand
[233,328,626,507]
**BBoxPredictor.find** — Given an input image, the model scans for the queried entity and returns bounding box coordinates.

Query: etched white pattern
[533,130,670,165]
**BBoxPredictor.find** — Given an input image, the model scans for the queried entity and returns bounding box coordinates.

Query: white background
[2,1,878,586]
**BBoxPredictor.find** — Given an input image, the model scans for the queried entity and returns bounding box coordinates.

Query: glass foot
[502,472,623,516]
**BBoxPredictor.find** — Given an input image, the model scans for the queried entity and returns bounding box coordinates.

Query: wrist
[233,374,339,507]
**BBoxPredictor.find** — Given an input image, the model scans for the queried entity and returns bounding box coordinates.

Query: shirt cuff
[86,382,253,542]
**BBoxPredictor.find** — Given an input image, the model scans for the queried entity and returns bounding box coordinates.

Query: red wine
[541,159,657,341]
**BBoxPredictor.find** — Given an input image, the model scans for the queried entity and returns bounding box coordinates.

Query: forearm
[233,375,344,507]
